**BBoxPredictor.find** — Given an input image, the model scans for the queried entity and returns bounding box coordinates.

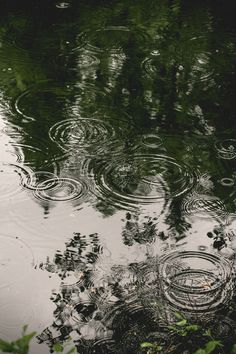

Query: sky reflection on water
[0,0,236,353]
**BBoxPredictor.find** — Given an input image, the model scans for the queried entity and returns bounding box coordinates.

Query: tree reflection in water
[0,0,236,352]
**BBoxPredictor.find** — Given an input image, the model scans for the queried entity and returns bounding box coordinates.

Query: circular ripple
[49,116,133,156]
[23,171,58,191]
[2,123,24,140]
[91,154,195,209]
[141,51,161,77]
[160,251,232,312]
[75,26,150,53]
[76,50,100,68]
[34,177,88,203]
[88,339,116,354]
[0,163,34,201]
[215,139,236,160]
[10,143,44,164]
[0,234,34,289]
[9,142,61,175]
[182,193,226,219]
[220,177,234,187]
[49,118,115,152]
[14,85,69,122]
[141,134,163,149]
[191,53,214,82]
[14,83,109,122]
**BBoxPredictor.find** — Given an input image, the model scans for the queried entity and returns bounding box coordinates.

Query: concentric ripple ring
[49,116,134,156]
[91,154,196,209]
[160,251,233,312]
[215,139,236,160]
[34,177,88,203]
[49,118,115,151]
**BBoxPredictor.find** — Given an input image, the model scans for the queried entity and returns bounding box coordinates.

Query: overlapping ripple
[49,115,134,156]
[33,177,88,204]
[182,192,226,219]
[9,142,61,175]
[49,118,114,152]
[160,251,233,312]
[0,162,33,201]
[91,154,195,209]
[23,171,58,191]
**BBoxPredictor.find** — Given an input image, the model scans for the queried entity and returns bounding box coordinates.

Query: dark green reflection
[0,0,236,353]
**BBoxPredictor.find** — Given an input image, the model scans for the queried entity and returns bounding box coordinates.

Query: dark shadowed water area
[0,0,236,353]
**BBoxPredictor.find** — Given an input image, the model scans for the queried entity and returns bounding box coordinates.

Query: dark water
[0,0,236,353]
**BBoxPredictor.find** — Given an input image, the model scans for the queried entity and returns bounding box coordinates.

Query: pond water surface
[0,1,236,353]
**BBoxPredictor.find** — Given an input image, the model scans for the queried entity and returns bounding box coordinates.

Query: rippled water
[0,1,236,353]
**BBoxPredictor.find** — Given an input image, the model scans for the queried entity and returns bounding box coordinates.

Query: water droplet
[49,114,134,157]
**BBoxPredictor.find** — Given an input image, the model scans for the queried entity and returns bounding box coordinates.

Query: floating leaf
[205,340,222,354]
[194,350,206,354]
[186,325,200,332]
[176,319,187,327]
[53,342,64,352]
[140,342,154,348]
[204,329,212,337]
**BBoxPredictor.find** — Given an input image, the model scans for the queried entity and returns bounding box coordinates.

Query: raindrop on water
[91,154,196,210]
[56,2,70,9]
[215,139,236,160]
[160,251,233,312]
[34,177,89,204]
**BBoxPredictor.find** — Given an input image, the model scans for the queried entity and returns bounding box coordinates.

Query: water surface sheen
[0,1,236,353]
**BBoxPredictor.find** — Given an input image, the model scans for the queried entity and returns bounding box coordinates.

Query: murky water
[0,1,236,353]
